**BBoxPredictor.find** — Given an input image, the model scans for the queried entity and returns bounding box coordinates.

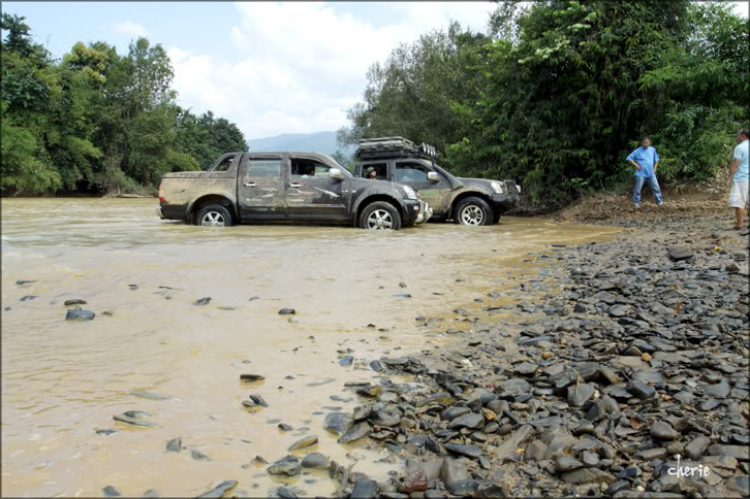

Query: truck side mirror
[330,168,344,181]
[427,171,439,182]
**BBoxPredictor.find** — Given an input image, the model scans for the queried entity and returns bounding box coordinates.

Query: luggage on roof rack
[356,136,437,161]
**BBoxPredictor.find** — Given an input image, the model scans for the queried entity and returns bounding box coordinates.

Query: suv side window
[361,163,388,180]
[247,158,282,178]
[396,162,430,182]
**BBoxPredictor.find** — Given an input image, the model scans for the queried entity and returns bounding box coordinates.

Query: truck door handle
[244,182,256,187]
[289,183,301,188]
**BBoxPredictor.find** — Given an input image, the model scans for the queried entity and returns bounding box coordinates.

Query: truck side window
[248,159,282,178]
[362,163,387,180]
[396,162,429,182]
[291,158,330,177]
[215,155,236,172]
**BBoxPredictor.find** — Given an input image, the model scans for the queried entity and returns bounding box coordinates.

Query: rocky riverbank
[256,213,749,499]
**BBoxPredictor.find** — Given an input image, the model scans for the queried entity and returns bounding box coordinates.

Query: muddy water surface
[1,198,621,497]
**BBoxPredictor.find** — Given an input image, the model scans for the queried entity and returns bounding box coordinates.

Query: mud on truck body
[353,137,521,226]
[157,151,431,230]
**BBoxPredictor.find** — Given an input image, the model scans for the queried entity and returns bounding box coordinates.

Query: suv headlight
[491,181,504,194]
[402,185,417,200]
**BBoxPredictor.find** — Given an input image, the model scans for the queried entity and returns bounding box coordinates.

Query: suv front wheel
[359,201,402,230]
[454,197,493,226]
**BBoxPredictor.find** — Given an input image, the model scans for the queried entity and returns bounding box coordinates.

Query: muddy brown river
[1,198,621,497]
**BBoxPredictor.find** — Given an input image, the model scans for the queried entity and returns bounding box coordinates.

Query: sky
[3,1,749,141]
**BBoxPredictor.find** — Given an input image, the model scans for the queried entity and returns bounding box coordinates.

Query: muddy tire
[196,204,233,227]
[359,201,402,231]
[493,212,502,224]
[454,197,493,226]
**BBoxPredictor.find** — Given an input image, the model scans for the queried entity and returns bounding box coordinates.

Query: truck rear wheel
[454,197,493,226]
[359,201,402,230]
[196,204,233,227]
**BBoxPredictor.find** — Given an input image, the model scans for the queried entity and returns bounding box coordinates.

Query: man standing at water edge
[627,137,663,209]
[727,129,749,230]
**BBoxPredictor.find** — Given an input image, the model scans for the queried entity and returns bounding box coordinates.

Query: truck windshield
[320,155,352,176]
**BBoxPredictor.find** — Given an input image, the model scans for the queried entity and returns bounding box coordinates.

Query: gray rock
[166,437,182,452]
[635,448,668,461]
[442,406,471,421]
[668,247,694,261]
[66,309,95,321]
[113,411,157,428]
[278,308,296,315]
[372,408,401,427]
[524,440,548,462]
[708,444,749,461]
[276,486,298,499]
[556,455,584,472]
[350,478,378,499]
[651,422,680,441]
[301,452,329,469]
[338,422,371,444]
[339,355,353,366]
[494,424,533,462]
[103,486,121,497]
[686,436,711,461]
[581,450,600,468]
[443,443,483,459]
[324,412,352,436]
[561,468,617,485]
[702,379,730,398]
[191,448,210,461]
[514,362,538,375]
[627,379,655,399]
[192,297,211,306]
[64,299,87,306]
[141,490,159,498]
[567,383,596,407]
[725,475,749,495]
[130,391,171,400]
[196,480,238,498]
[448,412,484,430]
[440,459,469,490]
[498,378,531,396]
[268,457,301,477]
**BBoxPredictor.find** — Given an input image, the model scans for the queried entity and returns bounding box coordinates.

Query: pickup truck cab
[353,137,521,226]
[157,151,429,230]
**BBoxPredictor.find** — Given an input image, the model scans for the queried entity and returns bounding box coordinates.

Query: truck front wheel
[454,197,493,226]
[359,201,402,230]
[196,204,233,227]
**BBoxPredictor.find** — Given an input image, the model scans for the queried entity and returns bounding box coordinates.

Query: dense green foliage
[340,1,749,209]
[1,14,246,196]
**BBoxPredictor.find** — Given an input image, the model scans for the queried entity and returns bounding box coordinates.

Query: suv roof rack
[356,136,438,162]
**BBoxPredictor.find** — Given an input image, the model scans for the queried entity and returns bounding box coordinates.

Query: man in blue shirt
[727,128,749,230]
[627,137,663,208]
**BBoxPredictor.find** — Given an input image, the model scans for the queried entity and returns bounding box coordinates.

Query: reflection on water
[1,198,620,497]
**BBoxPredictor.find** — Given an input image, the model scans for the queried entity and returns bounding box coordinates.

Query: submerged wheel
[359,201,402,231]
[454,197,494,226]
[196,204,233,227]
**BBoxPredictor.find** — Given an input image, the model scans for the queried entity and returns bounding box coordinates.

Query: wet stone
[514,362,538,376]
[192,297,211,306]
[288,436,317,451]
[338,422,371,444]
[448,412,484,430]
[350,478,378,499]
[339,355,353,366]
[443,443,483,459]
[166,437,182,452]
[102,485,122,497]
[301,452,329,469]
[278,308,296,315]
[65,309,95,321]
[627,379,655,399]
[113,411,157,428]
[196,480,238,498]
[668,247,694,261]
[556,456,584,472]
[20,295,38,301]
[191,449,210,461]
[268,456,302,477]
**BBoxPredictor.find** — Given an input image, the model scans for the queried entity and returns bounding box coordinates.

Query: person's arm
[627,151,642,170]
[728,158,740,189]
[653,149,659,174]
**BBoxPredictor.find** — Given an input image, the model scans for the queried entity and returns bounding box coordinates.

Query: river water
[1,198,620,497]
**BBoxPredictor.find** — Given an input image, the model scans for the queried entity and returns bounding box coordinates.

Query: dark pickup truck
[157,151,430,230]
[353,137,521,226]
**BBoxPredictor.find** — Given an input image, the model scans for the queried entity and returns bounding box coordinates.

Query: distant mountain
[246,131,355,157]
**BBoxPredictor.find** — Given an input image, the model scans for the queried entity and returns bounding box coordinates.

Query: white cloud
[113,20,149,38]
[168,1,496,140]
